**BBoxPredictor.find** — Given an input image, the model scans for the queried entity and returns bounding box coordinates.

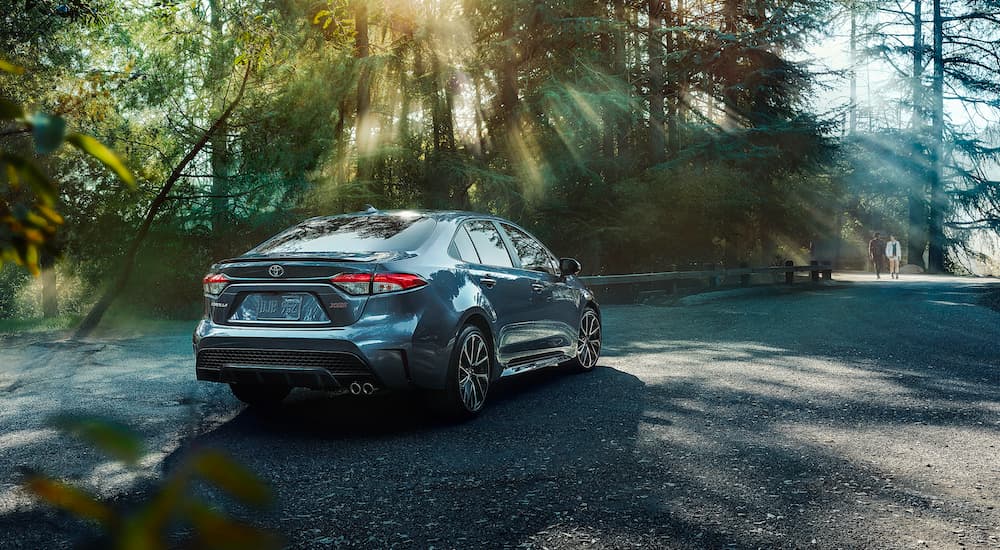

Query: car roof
[312,209,505,224]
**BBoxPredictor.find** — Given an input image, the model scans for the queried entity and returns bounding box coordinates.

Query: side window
[501,223,555,274]
[451,225,481,264]
[465,220,514,268]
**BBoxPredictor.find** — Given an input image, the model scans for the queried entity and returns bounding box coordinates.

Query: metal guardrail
[579,261,834,302]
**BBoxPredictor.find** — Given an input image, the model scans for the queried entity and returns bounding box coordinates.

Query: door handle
[481,277,497,288]
[531,282,545,293]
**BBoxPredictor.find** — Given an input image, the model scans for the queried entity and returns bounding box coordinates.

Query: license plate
[257,294,303,321]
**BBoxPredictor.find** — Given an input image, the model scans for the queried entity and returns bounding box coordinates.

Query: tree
[648,0,666,165]
[1,61,134,276]
[857,0,1000,272]
[908,0,927,268]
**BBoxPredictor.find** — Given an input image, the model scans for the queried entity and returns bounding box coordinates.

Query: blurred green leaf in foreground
[1,59,135,276]
[24,416,281,549]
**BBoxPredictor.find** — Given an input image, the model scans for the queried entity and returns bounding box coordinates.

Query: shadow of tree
[156,278,999,548]
[4,277,998,548]
[596,278,1000,548]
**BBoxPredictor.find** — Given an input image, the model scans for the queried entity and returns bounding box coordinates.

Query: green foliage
[24,417,280,549]
[65,133,136,187]
[1,59,135,275]
[0,262,30,317]
[52,415,144,465]
[312,0,354,44]
[14,0,996,322]
[0,59,25,74]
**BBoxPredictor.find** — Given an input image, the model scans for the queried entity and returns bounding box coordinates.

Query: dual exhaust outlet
[349,382,376,396]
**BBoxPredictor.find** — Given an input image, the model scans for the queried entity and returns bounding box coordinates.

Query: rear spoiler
[217,252,402,264]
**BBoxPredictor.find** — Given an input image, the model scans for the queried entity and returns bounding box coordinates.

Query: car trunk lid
[207,255,390,327]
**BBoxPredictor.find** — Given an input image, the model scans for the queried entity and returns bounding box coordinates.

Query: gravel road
[1,274,998,549]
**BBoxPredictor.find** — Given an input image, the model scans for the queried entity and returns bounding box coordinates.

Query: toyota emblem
[268,264,285,278]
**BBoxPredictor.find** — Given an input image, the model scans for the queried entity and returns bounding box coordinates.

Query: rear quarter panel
[376,223,498,390]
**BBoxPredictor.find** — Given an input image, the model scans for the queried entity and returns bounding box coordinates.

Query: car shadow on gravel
[177,365,614,439]
[160,364,752,548]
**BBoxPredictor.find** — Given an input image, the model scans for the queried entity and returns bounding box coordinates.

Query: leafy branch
[1,59,135,275]
[23,415,280,549]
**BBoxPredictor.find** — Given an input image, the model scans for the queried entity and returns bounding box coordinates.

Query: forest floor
[0,273,998,549]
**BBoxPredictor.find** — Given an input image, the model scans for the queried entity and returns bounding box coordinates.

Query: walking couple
[869,232,901,279]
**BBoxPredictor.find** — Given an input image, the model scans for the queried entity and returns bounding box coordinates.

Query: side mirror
[559,257,581,276]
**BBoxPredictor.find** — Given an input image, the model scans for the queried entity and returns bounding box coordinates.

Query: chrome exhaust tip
[362,382,375,395]
[349,382,362,395]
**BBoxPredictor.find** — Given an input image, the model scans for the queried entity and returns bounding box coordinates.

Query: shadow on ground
[163,277,1000,548]
[3,277,997,548]
[164,366,732,548]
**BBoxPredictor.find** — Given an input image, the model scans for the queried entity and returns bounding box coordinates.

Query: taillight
[330,272,427,295]
[372,273,427,294]
[331,273,372,295]
[203,273,230,296]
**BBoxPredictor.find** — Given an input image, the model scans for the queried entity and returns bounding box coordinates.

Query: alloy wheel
[576,310,601,369]
[458,332,490,412]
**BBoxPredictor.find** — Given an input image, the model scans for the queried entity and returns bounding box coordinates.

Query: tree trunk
[41,255,57,318]
[427,45,456,208]
[430,62,442,153]
[613,0,627,172]
[664,0,678,156]
[601,10,615,172]
[442,73,456,154]
[398,45,411,145]
[354,0,373,182]
[414,43,438,205]
[208,0,230,258]
[75,67,251,338]
[927,0,946,272]
[497,9,519,135]
[333,99,349,183]
[849,0,857,134]
[907,0,927,268]
[496,5,525,215]
[676,0,688,147]
[631,5,643,155]
[721,0,740,128]
[648,0,666,166]
[473,76,486,158]
[444,70,465,206]
[209,123,229,227]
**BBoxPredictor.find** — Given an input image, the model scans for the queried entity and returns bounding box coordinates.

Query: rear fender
[407,268,498,390]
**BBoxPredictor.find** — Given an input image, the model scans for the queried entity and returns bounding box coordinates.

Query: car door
[498,222,579,359]
[461,220,537,365]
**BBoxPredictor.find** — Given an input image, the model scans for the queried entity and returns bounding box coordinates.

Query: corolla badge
[268,264,285,278]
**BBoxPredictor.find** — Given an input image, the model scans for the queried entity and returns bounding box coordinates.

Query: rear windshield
[246,215,437,255]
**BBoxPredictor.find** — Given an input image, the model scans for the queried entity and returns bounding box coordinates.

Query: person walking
[868,232,886,279]
[885,234,901,279]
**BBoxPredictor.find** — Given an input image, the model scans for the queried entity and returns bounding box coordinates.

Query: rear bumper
[196,348,376,390]
[193,317,417,390]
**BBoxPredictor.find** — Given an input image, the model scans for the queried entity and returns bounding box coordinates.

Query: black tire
[229,383,290,407]
[429,324,493,419]
[565,307,601,372]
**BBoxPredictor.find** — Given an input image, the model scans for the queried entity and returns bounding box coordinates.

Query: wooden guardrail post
[740,262,750,287]
[810,260,820,283]
[785,260,795,285]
